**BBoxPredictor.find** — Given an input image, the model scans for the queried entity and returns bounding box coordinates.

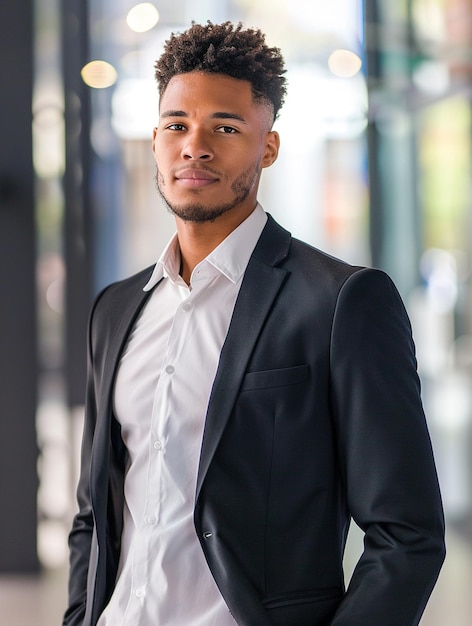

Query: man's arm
[329,268,445,625]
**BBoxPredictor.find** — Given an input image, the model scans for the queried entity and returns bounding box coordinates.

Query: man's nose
[181,129,213,160]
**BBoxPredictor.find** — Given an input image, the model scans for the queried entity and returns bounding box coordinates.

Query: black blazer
[64,215,445,626]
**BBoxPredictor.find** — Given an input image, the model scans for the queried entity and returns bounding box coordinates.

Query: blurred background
[1,0,472,623]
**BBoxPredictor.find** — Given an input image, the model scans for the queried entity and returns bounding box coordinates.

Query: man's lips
[175,168,219,188]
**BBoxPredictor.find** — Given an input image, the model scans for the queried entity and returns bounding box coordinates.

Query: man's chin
[157,176,250,224]
[159,190,237,223]
[167,204,229,224]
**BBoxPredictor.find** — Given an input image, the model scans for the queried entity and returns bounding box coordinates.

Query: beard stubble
[155,160,262,223]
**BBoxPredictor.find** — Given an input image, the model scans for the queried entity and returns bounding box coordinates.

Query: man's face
[152,71,279,224]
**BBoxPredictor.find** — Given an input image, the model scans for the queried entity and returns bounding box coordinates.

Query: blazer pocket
[240,364,310,392]
[262,586,343,609]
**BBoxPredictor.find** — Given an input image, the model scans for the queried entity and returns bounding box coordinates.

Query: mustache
[173,164,222,177]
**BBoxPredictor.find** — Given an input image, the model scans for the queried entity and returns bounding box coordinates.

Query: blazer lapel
[91,271,159,498]
[196,216,291,498]
[100,288,153,409]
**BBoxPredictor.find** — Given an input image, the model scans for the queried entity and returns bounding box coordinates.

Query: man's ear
[262,130,280,168]
[151,127,158,162]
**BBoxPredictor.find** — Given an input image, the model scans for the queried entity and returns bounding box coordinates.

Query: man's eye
[167,123,186,131]
[216,126,237,134]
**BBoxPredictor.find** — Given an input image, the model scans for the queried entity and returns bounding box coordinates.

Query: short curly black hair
[154,21,287,120]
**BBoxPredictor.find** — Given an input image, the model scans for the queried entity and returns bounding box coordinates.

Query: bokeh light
[126,2,160,33]
[81,60,118,89]
[328,49,362,78]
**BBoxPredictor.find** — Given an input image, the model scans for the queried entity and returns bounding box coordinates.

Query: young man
[63,21,445,626]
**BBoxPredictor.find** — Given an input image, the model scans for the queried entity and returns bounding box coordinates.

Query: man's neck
[175,205,257,284]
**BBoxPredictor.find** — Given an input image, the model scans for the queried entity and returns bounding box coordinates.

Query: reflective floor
[0,525,471,625]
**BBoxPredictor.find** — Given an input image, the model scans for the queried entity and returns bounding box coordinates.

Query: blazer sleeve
[329,268,445,625]
[62,293,103,626]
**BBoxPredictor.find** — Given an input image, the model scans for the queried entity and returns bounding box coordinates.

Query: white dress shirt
[97,205,267,625]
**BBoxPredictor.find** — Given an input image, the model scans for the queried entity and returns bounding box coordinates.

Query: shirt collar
[143,204,267,291]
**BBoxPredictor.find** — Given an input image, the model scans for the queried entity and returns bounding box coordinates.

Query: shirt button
[135,587,145,598]
[182,302,191,312]
[146,515,157,525]
[165,365,175,374]
[153,440,162,450]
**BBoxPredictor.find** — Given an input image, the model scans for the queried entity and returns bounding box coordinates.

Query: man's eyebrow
[211,112,247,123]
[159,110,247,123]
[160,110,187,118]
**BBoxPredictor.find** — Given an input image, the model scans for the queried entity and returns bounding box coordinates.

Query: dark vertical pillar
[364,0,422,296]
[61,0,93,408]
[364,0,384,267]
[0,0,39,572]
